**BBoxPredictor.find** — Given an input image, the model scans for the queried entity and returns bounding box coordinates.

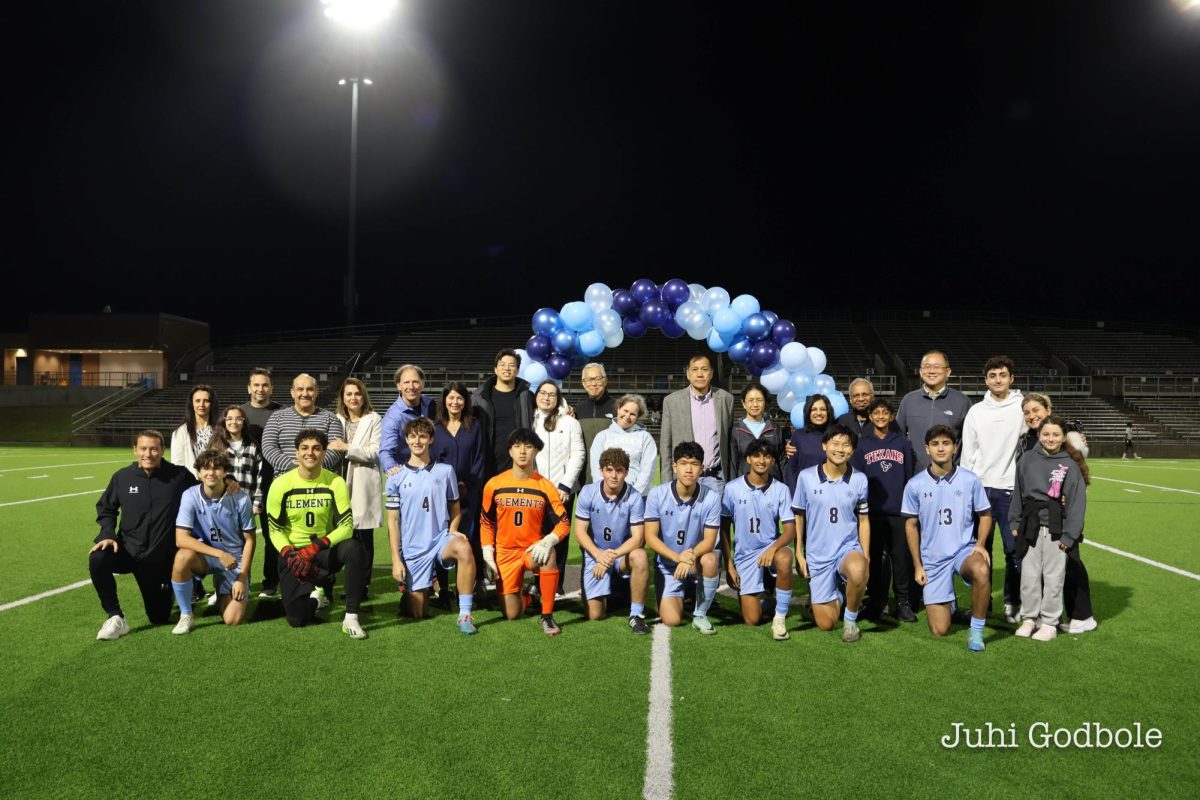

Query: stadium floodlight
[322,0,398,30]
[1172,0,1200,12]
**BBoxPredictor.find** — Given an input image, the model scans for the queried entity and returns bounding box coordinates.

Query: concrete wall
[0,386,116,407]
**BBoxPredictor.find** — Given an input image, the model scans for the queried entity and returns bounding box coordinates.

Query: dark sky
[6,1,1200,336]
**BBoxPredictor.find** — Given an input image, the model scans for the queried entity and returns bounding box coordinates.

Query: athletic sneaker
[457,614,478,635]
[896,602,917,623]
[96,615,130,641]
[258,587,279,599]
[692,616,716,635]
[967,629,985,652]
[206,593,219,609]
[771,616,790,641]
[628,615,650,635]
[341,616,368,639]
[171,614,195,635]
[1058,616,1099,635]
[311,586,330,611]
[1003,603,1021,624]
[1031,624,1057,641]
[842,620,860,643]
[1014,619,1037,638]
[541,615,561,637]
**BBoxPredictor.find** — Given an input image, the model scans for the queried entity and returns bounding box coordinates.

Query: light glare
[322,0,398,30]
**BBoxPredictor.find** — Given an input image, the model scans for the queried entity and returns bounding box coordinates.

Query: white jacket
[961,390,1024,490]
[533,410,586,493]
[338,412,383,529]
[170,423,211,478]
[589,422,658,496]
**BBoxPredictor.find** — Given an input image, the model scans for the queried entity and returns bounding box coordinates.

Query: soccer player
[720,438,796,641]
[902,425,993,652]
[644,442,722,634]
[791,425,870,643]
[170,450,256,634]
[574,447,650,633]
[386,417,478,635]
[479,428,570,636]
[266,429,368,639]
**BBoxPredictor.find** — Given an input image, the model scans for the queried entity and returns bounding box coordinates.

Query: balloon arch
[513,279,849,428]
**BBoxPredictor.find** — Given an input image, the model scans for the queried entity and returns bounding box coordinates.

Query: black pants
[554,494,576,595]
[279,539,366,627]
[1063,544,1093,620]
[865,514,912,608]
[88,546,174,624]
[352,528,375,598]
[259,475,279,590]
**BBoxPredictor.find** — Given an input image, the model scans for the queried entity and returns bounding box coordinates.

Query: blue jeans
[983,488,1019,606]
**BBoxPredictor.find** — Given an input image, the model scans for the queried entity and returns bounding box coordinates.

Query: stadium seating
[1127,398,1200,441]
[1030,328,1200,375]
[872,319,1049,375]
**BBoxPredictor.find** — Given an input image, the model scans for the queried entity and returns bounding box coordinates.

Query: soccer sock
[630,602,645,618]
[344,612,359,623]
[539,570,559,616]
[844,607,859,624]
[695,576,719,618]
[774,588,792,619]
[970,616,986,632]
[459,593,474,617]
[171,581,193,616]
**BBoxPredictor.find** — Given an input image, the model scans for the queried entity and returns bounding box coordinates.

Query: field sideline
[1,446,1197,798]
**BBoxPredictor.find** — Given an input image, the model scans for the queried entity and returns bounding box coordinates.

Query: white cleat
[311,586,330,610]
[96,615,130,641]
[771,616,790,641]
[172,614,195,635]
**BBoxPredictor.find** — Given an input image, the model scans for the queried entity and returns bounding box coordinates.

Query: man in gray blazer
[659,354,735,496]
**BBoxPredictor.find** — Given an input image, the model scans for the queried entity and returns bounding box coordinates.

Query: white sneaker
[1014,619,1037,638]
[311,586,330,610]
[172,614,195,635]
[1058,616,1098,634]
[96,615,130,641]
[341,615,368,639]
[206,593,219,609]
[771,616,790,641]
[1032,624,1057,641]
[1003,603,1020,624]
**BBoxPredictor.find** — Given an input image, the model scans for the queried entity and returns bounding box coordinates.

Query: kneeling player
[574,447,649,633]
[480,428,570,636]
[903,425,993,652]
[267,429,369,639]
[386,417,477,635]
[645,442,722,634]
[792,425,870,642]
[170,450,256,634]
[720,438,796,641]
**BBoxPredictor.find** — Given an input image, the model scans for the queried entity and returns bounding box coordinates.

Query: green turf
[0,407,80,443]
[1,450,1197,798]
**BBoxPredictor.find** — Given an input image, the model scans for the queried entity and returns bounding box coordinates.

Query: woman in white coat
[330,377,382,602]
[531,379,585,594]
[589,394,658,496]
[170,384,218,477]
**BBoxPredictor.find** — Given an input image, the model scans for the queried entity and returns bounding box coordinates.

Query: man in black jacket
[89,430,197,640]
[574,362,617,484]
[472,349,534,478]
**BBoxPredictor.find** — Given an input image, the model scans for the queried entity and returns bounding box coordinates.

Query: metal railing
[71,385,155,433]
[4,371,158,388]
[945,375,1091,396]
[1121,375,1200,397]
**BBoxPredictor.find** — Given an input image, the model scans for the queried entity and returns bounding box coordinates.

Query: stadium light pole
[323,0,398,326]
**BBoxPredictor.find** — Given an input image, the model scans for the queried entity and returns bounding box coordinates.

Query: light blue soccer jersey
[385,462,460,554]
[791,464,869,569]
[645,481,721,561]
[175,485,254,557]
[576,481,645,549]
[721,475,794,558]
[901,466,991,566]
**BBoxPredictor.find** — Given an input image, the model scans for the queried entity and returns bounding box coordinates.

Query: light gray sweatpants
[1020,525,1067,626]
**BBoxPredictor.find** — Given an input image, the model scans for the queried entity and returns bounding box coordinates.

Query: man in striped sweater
[261,374,345,475]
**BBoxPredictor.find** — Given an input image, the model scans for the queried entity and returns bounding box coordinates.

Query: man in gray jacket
[896,350,971,471]
[659,354,734,496]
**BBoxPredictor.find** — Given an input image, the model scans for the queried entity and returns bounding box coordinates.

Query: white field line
[1093,476,1200,497]
[0,489,104,508]
[28,475,49,480]
[643,624,674,800]
[1086,540,1200,582]
[0,580,93,612]
[74,476,94,480]
[1124,489,1142,493]
[0,460,125,474]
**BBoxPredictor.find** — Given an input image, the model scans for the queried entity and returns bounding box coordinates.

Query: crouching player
[720,438,796,641]
[645,442,722,634]
[267,429,369,639]
[903,425,993,652]
[792,425,870,643]
[480,428,570,637]
[386,417,477,635]
[170,450,256,634]
[574,447,650,633]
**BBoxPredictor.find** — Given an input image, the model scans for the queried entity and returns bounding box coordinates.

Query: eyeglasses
[920,363,947,371]
[582,376,606,384]
[537,391,558,398]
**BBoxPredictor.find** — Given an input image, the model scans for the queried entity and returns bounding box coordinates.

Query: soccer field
[1,446,1197,799]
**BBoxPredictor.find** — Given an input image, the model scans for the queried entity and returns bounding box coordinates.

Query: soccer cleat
[96,615,130,641]
[457,614,478,636]
[206,593,219,609]
[341,616,368,639]
[896,602,917,623]
[692,616,716,635]
[1014,619,1037,638]
[1032,624,1057,641]
[967,628,985,652]
[1058,616,1098,635]
[311,586,330,611]
[842,620,860,643]
[771,616,790,641]
[540,615,561,637]
[172,614,195,635]
[1003,603,1021,624]
[628,614,650,635]
[258,587,279,599]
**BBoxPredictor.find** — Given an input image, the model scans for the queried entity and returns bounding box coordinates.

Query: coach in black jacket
[89,430,197,640]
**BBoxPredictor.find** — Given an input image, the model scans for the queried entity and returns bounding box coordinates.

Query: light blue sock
[630,602,645,618]
[844,607,859,624]
[458,593,473,616]
[695,576,719,618]
[970,616,986,632]
[774,589,792,618]
[172,580,193,616]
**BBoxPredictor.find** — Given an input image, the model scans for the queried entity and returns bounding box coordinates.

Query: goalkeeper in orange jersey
[479,428,571,636]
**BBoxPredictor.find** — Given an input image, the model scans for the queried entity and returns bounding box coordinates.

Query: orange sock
[539,569,559,615]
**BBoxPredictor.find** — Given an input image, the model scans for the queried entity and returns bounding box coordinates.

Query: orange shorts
[496,547,537,596]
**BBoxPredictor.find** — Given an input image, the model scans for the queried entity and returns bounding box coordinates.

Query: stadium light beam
[322,0,399,30]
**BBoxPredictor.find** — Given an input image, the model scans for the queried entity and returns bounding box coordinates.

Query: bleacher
[1031,328,1200,375]
[872,319,1049,375]
[1127,398,1200,441]
[1044,397,1156,443]
[215,336,378,374]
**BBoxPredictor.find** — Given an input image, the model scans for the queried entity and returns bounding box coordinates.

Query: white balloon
[688,283,706,303]
[779,341,811,373]
[603,328,624,349]
[760,365,789,393]
[584,282,614,313]
[807,346,827,375]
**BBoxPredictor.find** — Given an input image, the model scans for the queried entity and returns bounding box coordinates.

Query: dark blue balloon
[545,354,572,380]
[750,340,780,370]
[622,316,647,338]
[771,319,797,348]
[612,289,638,317]
[525,335,552,363]
[727,334,752,364]
[532,307,564,337]
[762,309,779,327]
[638,300,667,329]
[552,329,579,356]
[661,317,686,338]
[570,351,589,367]
[661,278,691,310]
[747,361,765,377]
[741,312,771,343]
[630,278,660,306]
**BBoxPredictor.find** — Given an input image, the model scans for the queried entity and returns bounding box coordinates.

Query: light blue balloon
[514,348,529,366]
[807,347,828,375]
[594,308,622,336]
[579,330,605,357]
[524,361,548,389]
[779,341,811,373]
[790,404,808,429]
[584,282,614,312]
[787,371,814,398]
[560,301,594,332]
[827,392,850,418]
[707,327,731,353]
[713,307,742,337]
[813,373,836,394]
[686,319,710,340]
[730,294,761,320]
[688,283,706,303]
[760,365,789,393]
[701,286,730,315]
[778,390,799,413]
[674,300,704,328]
[603,328,624,349]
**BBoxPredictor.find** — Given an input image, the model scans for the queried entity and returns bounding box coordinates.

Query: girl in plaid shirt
[214,405,264,515]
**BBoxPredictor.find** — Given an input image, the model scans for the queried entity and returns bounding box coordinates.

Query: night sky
[6,1,1200,336]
